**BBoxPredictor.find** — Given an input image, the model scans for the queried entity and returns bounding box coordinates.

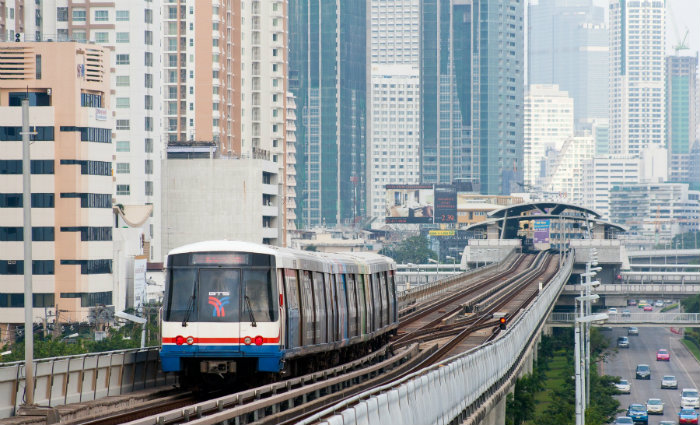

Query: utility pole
[21,97,34,407]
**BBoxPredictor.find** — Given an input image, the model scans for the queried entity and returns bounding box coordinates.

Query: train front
[160,247,282,384]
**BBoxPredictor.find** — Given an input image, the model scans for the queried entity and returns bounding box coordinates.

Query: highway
[601,308,700,423]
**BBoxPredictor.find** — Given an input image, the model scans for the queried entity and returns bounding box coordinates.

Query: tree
[379,235,437,264]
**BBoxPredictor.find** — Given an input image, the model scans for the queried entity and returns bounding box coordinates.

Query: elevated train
[160,240,398,386]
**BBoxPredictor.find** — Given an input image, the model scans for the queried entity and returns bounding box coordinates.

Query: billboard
[533,219,551,244]
[385,184,434,223]
[434,185,457,223]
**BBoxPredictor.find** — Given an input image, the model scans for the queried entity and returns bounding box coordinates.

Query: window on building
[72,9,86,22]
[57,7,68,22]
[144,30,153,45]
[145,160,153,174]
[145,138,153,153]
[144,95,153,110]
[116,163,130,174]
[116,97,130,108]
[145,9,153,23]
[144,52,153,66]
[116,120,130,130]
[116,76,130,87]
[116,141,130,152]
[116,10,129,21]
[116,185,130,195]
[35,55,41,79]
[94,32,109,43]
[71,31,86,42]
[94,10,108,22]
[116,32,130,43]
[145,73,153,88]
[145,181,153,196]
[144,117,153,131]
[116,54,130,65]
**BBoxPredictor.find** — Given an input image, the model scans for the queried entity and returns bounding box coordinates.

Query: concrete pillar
[494,394,507,425]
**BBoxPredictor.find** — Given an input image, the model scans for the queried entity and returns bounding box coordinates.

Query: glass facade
[289,0,367,227]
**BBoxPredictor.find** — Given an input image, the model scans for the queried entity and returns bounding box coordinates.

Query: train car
[160,240,398,386]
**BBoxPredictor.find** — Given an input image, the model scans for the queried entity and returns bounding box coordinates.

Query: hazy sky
[591,0,700,56]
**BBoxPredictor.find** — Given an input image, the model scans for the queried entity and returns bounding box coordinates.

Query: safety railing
[299,252,574,425]
[549,312,700,325]
[0,347,175,418]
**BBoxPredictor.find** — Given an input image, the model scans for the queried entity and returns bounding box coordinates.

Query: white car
[661,375,678,389]
[646,398,664,414]
[681,388,700,409]
[655,300,664,307]
[615,379,631,394]
[608,307,618,314]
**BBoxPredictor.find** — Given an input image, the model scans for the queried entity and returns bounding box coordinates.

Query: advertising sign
[533,219,551,244]
[133,256,147,309]
[428,230,455,236]
[385,184,434,223]
[434,185,458,223]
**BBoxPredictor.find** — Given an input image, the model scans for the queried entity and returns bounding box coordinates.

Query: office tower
[21,1,163,261]
[666,54,698,186]
[529,0,608,129]
[420,0,473,185]
[368,0,420,223]
[0,42,112,324]
[583,155,640,218]
[609,0,666,155]
[472,0,525,195]
[289,0,367,228]
[524,84,574,189]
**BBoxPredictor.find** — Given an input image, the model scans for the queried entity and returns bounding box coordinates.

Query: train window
[356,274,368,333]
[284,269,299,309]
[243,269,277,322]
[165,268,197,321]
[198,269,241,322]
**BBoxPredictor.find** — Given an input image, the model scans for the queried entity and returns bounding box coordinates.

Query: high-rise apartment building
[543,135,595,206]
[524,85,574,189]
[17,1,163,261]
[609,0,666,155]
[0,0,23,40]
[583,155,640,218]
[420,0,474,185]
[529,0,608,129]
[666,54,698,187]
[473,0,525,195]
[285,92,298,235]
[368,0,420,224]
[289,0,367,228]
[0,42,112,325]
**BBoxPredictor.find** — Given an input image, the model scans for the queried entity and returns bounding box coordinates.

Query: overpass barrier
[620,272,700,284]
[549,312,700,326]
[299,252,574,425]
[0,347,174,418]
[564,283,700,296]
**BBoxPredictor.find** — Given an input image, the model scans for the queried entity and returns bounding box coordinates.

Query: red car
[644,305,653,311]
[656,349,670,361]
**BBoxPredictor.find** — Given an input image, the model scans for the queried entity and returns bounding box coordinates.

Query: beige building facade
[0,42,112,331]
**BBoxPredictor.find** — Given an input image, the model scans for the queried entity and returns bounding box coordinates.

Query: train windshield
[164,253,277,323]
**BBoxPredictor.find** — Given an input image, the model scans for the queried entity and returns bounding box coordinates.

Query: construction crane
[668,2,690,54]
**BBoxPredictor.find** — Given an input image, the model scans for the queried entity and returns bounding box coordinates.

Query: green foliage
[671,231,700,252]
[682,293,700,314]
[303,245,318,252]
[379,235,437,264]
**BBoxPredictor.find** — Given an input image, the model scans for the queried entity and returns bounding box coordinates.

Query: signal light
[499,317,507,330]
[254,336,264,346]
[175,335,185,345]
[186,336,194,345]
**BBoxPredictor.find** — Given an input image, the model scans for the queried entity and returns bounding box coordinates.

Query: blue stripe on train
[160,344,284,373]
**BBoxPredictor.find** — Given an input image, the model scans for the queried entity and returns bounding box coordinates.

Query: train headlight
[254,336,264,346]
[186,336,194,345]
[244,336,252,345]
[175,335,185,345]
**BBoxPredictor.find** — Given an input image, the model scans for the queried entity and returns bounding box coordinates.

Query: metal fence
[0,347,175,418]
[299,252,574,425]
[550,312,700,326]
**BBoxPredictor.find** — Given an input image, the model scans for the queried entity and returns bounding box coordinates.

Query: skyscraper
[666,54,698,186]
[289,0,367,228]
[420,0,474,185]
[529,0,608,129]
[472,0,525,195]
[609,0,666,156]
[368,0,420,224]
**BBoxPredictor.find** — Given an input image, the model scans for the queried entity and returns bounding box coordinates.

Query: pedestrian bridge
[548,312,700,327]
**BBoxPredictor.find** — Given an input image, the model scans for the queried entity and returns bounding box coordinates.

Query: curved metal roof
[487,202,602,219]
[462,215,627,233]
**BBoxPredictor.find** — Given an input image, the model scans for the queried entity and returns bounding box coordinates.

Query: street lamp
[446,255,456,273]
[406,263,415,290]
[428,258,438,282]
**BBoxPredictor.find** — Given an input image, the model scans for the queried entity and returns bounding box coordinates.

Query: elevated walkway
[549,312,700,327]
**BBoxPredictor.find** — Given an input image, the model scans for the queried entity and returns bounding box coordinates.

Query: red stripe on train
[162,337,280,344]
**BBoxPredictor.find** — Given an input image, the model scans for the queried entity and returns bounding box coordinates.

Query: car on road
[682,388,700,409]
[614,417,634,425]
[638,300,648,308]
[661,375,678,389]
[626,404,648,424]
[628,327,639,335]
[679,408,699,425]
[618,336,630,348]
[655,300,664,307]
[622,309,632,317]
[635,364,651,380]
[615,379,631,394]
[645,398,663,414]
[628,300,637,306]
[659,422,675,425]
[609,307,618,314]
[656,349,670,361]
[643,305,653,312]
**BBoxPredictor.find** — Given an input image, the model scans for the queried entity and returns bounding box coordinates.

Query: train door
[283,269,301,349]
[336,274,348,340]
[379,272,388,328]
[300,271,315,346]
[327,274,338,342]
[371,274,381,331]
[356,274,368,335]
[388,270,397,323]
[312,272,327,344]
[197,268,241,352]
[346,274,358,338]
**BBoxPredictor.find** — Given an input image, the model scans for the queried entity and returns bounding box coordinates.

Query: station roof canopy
[487,202,602,220]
